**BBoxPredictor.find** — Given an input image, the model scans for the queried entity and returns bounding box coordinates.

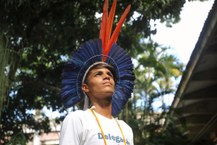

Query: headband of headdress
[61,0,134,117]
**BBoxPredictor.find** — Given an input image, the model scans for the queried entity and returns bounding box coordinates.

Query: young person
[60,0,134,144]
[60,62,134,145]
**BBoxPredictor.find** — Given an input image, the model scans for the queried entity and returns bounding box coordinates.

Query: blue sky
[152,0,214,64]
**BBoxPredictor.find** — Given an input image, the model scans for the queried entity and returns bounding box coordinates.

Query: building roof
[171,1,217,144]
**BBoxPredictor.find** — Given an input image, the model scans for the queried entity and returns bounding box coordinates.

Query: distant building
[26,119,61,145]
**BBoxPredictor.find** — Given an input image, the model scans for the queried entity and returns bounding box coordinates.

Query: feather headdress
[61,0,134,116]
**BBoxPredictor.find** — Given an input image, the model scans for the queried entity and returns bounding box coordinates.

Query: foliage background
[0,0,196,144]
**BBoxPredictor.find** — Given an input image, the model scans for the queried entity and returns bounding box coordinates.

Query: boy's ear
[82,83,89,93]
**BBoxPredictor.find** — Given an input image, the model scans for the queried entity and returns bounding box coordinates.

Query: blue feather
[61,39,135,116]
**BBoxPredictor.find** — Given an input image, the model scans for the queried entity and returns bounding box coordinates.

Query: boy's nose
[103,73,111,80]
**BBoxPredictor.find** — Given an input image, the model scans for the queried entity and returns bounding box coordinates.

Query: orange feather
[99,0,108,52]
[105,0,117,47]
[99,0,131,61]
[105,4,131,56]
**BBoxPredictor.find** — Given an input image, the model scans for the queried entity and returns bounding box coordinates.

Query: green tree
[120,40,186,145]
[0,0,188,144]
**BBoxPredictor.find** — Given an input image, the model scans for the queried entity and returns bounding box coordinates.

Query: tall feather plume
[105,0,116,48]
[99,0,108,52]
[99,0,131,61]
[105,5,131,55]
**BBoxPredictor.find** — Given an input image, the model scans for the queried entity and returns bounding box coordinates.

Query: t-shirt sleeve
[59,112,83,145]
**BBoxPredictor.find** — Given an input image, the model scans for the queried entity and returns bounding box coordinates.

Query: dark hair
[83,62,116,84]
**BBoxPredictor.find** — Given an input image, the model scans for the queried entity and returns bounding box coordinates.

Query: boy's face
[82,67,115,100]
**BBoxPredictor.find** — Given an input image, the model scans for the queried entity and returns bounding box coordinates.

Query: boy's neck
[91,103,112,119]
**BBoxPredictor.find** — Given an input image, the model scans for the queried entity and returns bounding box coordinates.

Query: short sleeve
[59,112,83,145]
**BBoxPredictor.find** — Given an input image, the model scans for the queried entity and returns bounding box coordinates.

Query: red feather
[99,0,131,61]
[105,4,131,57]
[99,0,108,53]
[105,0,117,47]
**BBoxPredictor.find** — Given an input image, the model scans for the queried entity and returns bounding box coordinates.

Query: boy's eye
[108,72,114,78]
[95,72,102,76]
[93,70,114,78]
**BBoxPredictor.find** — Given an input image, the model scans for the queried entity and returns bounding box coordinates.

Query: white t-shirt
[60,109,134,145]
